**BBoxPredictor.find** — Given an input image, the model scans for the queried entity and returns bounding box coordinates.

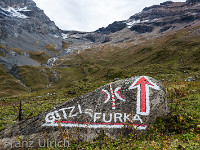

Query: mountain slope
[0,0,64,70]
[0,0,200,98]
[95,1,200,43]
[0,0,68,97]
[63,0,200,54]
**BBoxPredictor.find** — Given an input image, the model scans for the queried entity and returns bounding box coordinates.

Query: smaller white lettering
[94,113,102,122]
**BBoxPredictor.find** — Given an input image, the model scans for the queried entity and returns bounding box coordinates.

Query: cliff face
[0,0,61,38]
[0,0,64,69]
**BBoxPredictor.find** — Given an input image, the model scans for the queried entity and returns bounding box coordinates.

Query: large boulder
[0,76,169,149]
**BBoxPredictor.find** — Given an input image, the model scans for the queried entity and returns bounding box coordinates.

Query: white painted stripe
[42,123,147,130]
[102,89,110,103]
[114,87,126,101]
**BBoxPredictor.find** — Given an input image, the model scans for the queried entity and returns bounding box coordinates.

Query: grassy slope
[0,65,29,98]
[18,66,52,90]
[0,26,199,149]
[52,26,200,86]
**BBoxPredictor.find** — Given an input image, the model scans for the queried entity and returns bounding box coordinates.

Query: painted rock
[0,76,169,149]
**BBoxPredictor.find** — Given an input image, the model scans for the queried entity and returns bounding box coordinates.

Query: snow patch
[62,33,68,39]
[141,19,149,23]
[17,6,31,12]
[126,20,141,28]
[126,18,160,28]
[1,6,31,19]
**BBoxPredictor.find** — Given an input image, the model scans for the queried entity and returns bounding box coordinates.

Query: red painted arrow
[134,77,154,112]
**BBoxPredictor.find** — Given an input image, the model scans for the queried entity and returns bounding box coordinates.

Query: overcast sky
[33,0,186,32]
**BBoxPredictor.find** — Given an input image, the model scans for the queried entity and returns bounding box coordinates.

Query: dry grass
[62,42,70,49]
[0,44,8,57]
[13,48,23,55]
[26,50,50,64]
[44,43,59,54]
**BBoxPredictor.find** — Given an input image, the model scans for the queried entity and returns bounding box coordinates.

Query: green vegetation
[44,43,60,54]
[0,26,199,149]
[0,44,7,50]
[0,64,28,98]
[0,44,8,57]
[0,77,199,149]
[62,41,70,49]
[13,48,23,55]
[26,50,50,64]
[18,66,52,90]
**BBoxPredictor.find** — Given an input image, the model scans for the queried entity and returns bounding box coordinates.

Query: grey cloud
[33,0,186,32]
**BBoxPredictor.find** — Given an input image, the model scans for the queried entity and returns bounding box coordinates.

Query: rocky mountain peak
[0,0,36,8]
[0,0,61,38]
[142,1,174,12]
[95,1,200,37]
[0,0,63,69]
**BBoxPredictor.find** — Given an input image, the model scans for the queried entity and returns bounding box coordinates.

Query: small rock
[114,78,120,81]
[185,77,195,82]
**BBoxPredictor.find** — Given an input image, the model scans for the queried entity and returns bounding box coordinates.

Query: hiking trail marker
[129,76,160,115]
[101,83,126,110]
